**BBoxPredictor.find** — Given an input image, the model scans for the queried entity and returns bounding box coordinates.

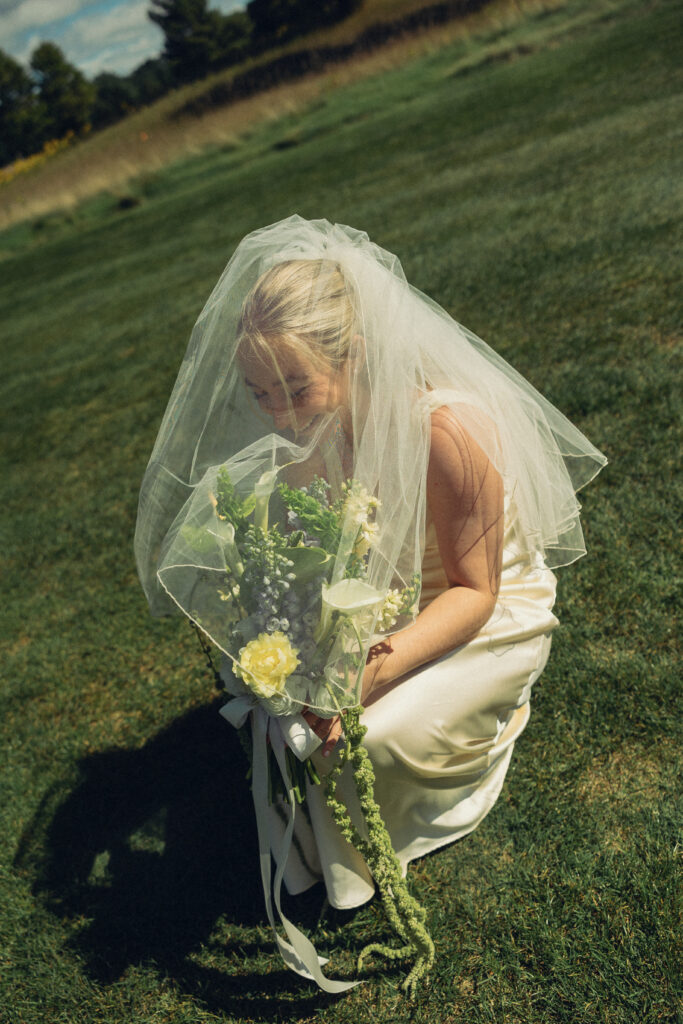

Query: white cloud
[13,30,41,63]
[78,28,161,76]
[3,0,164,76]
[213,0,246,12]
[64,0,148,48]
[64,0,164,74]
[63,1,157,51]
[0,0,94,37]
[1,0,247,76]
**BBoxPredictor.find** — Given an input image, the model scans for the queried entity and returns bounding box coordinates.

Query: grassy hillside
[1,0,681,1021]
[0,0,585,230]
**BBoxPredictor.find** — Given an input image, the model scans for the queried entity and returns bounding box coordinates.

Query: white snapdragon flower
[341,481,381,556]
[354,519,380,557]
[378,588,404,631]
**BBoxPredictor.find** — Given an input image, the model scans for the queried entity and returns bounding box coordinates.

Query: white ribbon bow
[219,697,360,992]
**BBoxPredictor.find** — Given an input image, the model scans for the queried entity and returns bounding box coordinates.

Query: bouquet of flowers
[159,464,432,995]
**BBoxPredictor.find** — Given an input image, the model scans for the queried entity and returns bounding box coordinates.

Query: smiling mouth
[272,415,321,440]
[294,414,324,437]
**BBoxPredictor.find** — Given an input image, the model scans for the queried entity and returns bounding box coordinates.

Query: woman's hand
[300,708,344,757]
[300,647,388,756]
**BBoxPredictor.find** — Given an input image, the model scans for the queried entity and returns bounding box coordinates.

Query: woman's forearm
[365,585,496,701]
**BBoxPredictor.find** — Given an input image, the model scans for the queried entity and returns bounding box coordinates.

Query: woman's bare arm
[364,407,504,700]
[307,408,504,753]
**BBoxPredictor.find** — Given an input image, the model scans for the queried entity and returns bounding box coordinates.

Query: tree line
[0,0,362,167]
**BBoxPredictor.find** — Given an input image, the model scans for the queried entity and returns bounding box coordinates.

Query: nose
[266,398,293,428]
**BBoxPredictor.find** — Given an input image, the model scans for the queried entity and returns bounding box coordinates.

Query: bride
[135,215,606,980]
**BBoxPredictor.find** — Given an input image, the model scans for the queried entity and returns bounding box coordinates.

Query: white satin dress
[267,502,559,910]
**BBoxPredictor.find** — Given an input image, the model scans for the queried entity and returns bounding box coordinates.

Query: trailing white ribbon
[219,698,360,991]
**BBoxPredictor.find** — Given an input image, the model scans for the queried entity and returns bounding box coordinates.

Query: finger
[303,709,332,734]
[321,718,343,758]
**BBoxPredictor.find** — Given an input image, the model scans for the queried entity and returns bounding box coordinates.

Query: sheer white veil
[135,215,606,643]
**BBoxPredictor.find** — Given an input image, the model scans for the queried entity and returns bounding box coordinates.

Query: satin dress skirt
[267,539,559,910]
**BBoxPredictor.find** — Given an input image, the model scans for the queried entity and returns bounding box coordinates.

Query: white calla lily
[315,579,387,646]
[321,579,387,615]
[209,518,244,575]
[253,467,280,531]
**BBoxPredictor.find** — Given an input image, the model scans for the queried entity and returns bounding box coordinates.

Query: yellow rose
[236,631,300,699]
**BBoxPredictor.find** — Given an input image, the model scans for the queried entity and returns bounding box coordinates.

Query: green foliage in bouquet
[215,466,256,541]
[277,479,342,552]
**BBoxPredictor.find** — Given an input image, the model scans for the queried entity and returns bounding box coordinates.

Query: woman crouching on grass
[135,215,606,991]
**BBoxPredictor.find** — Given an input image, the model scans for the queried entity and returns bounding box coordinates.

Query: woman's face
[239,339,348,438]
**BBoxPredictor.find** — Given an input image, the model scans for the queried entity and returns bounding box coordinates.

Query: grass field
[1,0,681,1021]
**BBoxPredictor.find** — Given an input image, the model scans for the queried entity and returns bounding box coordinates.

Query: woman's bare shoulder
[428,406,471,463]
[429,404,460,434]
[427,404,501,494]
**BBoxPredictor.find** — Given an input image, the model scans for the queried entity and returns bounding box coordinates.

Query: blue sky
[0,0,246,78]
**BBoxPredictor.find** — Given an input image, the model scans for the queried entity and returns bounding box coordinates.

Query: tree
[149,0,227,82]
[30,42,94,139]
[215,10,252,69]
[129,57,174,105]
[246,0,362,48]
[0,48,43,164]
[92,72,139,129]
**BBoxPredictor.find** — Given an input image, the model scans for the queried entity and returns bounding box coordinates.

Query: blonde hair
[237,259,357,369]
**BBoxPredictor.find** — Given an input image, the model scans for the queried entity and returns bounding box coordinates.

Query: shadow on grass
[14,699,362,1019]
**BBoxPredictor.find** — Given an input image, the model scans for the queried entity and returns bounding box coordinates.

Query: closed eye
[249,384,309,402]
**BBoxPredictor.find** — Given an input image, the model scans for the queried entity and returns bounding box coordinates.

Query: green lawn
[1,0,681,1021]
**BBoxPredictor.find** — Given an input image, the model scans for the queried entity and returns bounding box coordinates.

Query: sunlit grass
[1,0,680,1020]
